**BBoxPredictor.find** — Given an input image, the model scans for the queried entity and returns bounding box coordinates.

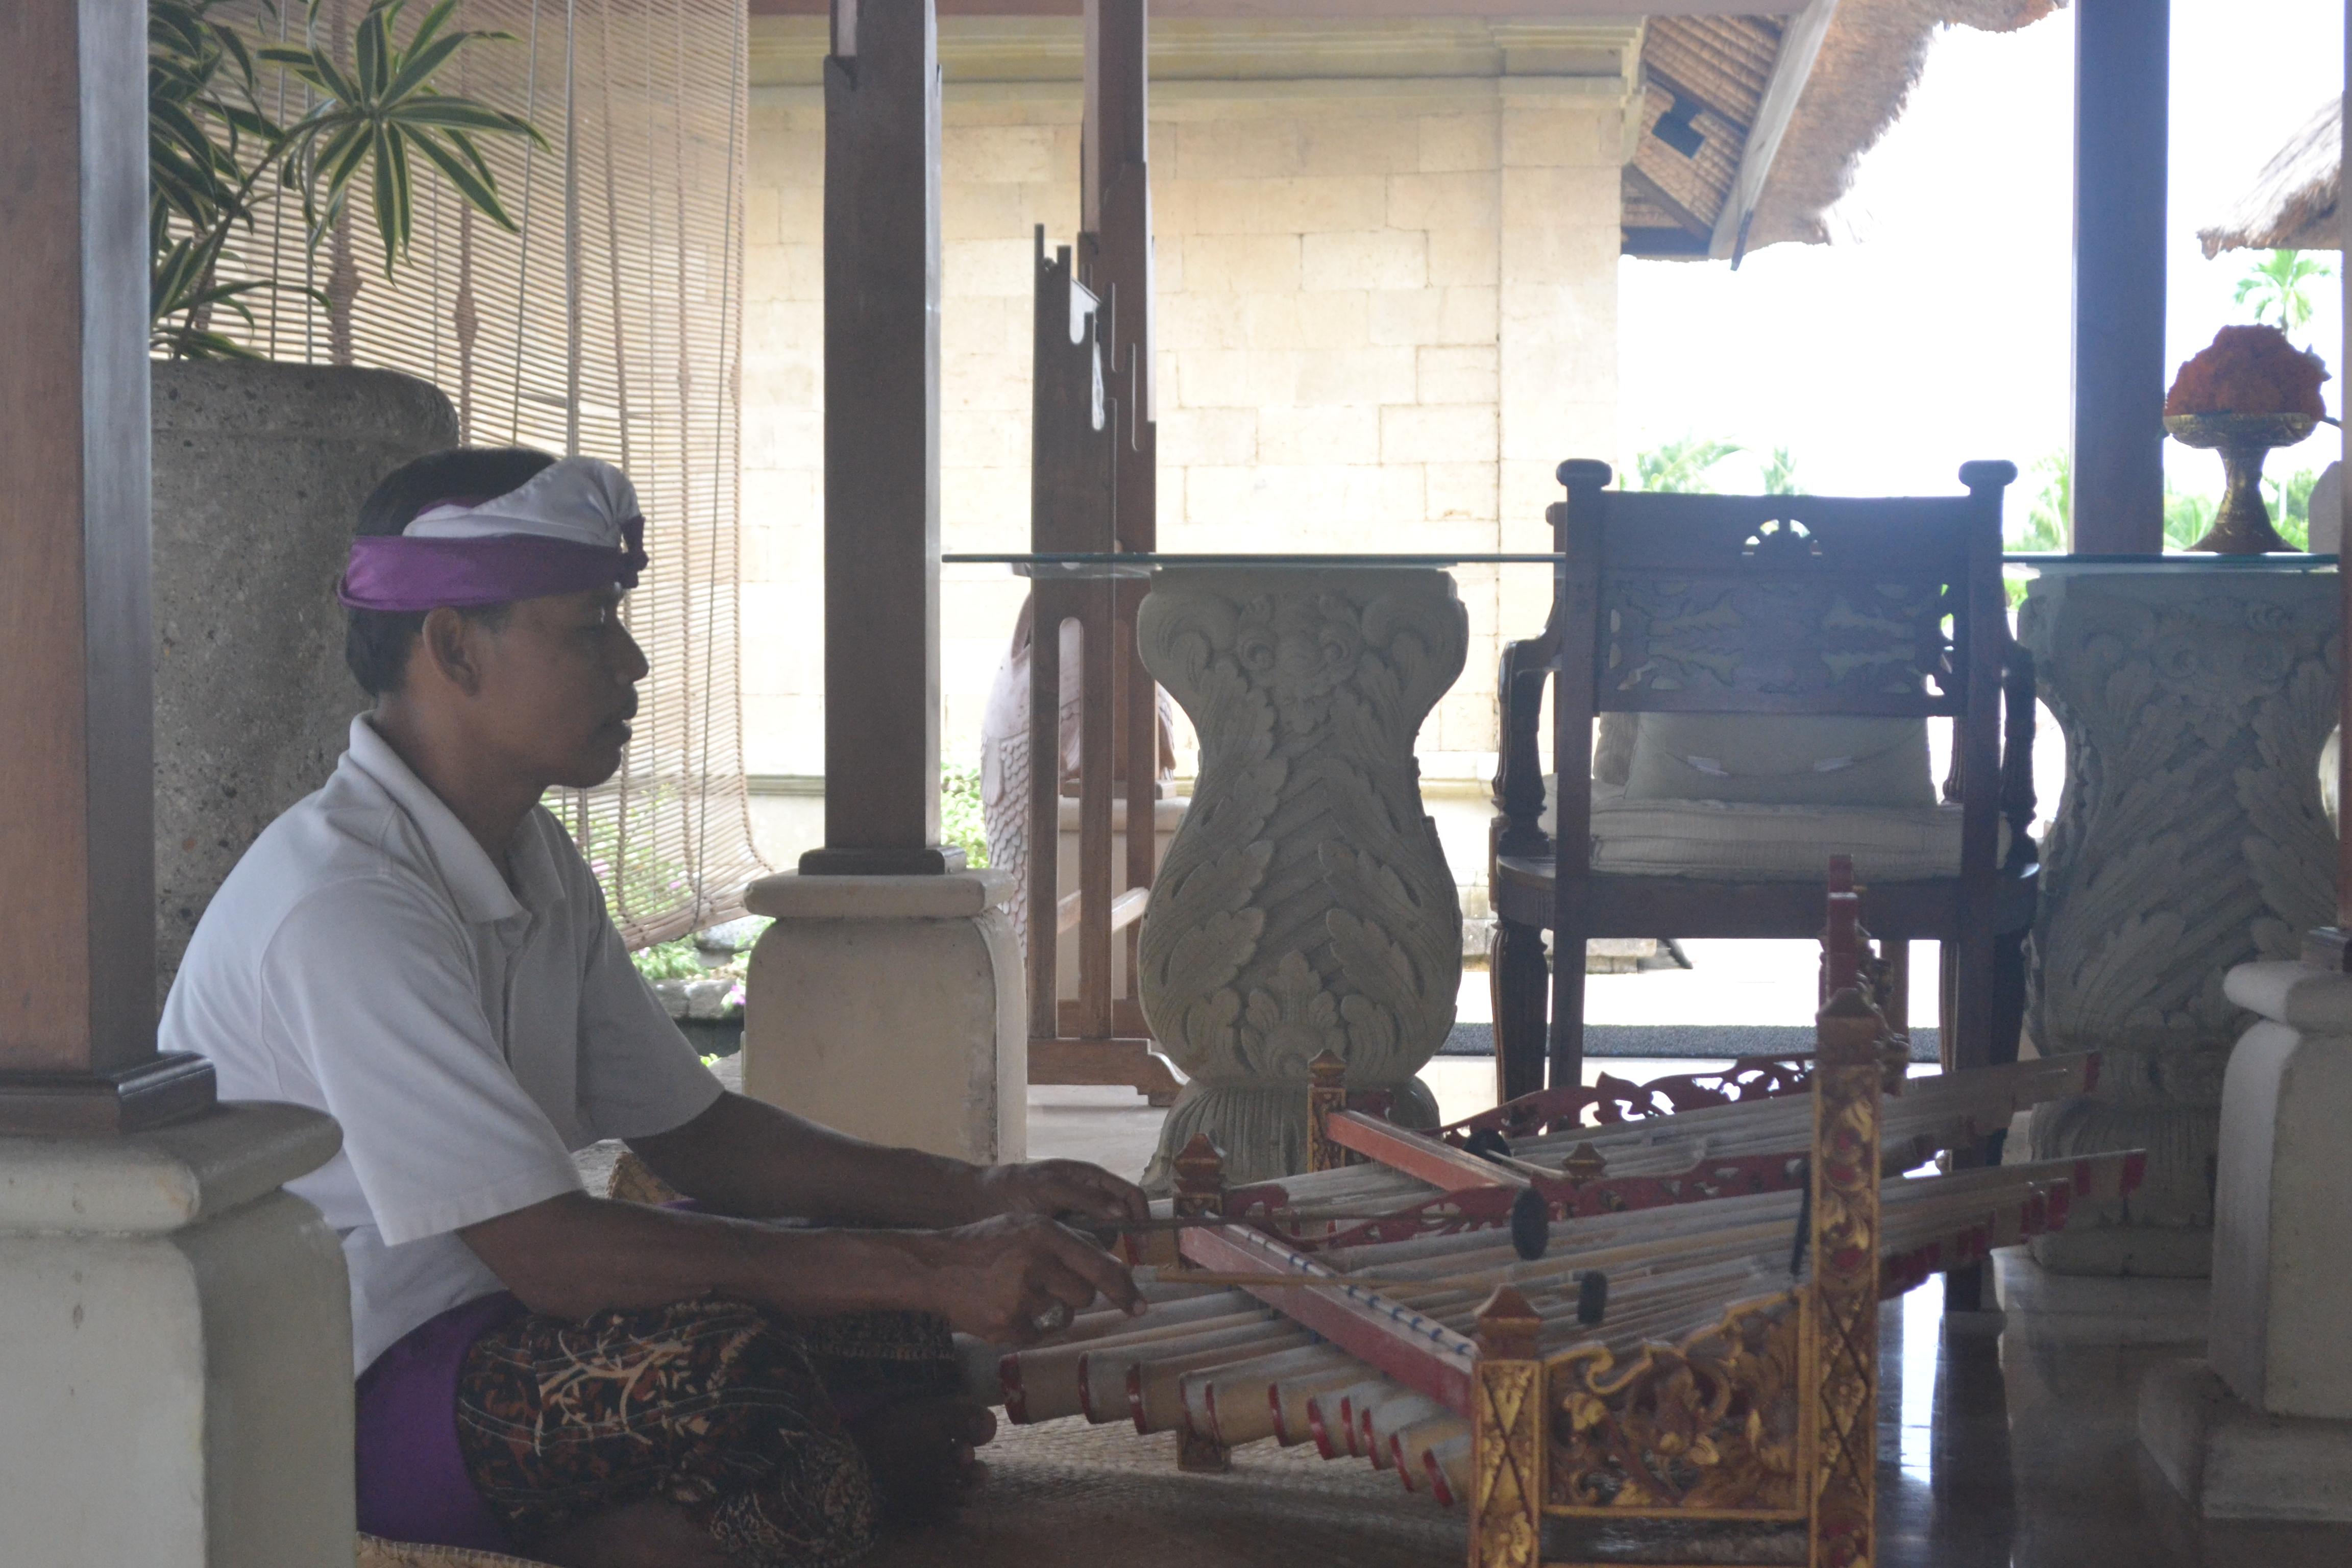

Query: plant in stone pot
[149,0,541,358]
[145,1,543,998]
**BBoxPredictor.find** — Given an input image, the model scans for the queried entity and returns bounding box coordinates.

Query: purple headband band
[337,516,648,612]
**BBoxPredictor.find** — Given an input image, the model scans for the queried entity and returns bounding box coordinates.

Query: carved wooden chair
[1488,459,2039,1104]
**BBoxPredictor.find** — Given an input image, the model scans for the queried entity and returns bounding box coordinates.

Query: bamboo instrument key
[1157,1271,1492,1291]
[1158,1269,1610,1321]
[1074,1186,1556,1260]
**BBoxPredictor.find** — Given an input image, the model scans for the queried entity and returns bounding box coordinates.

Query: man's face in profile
[464,586,648,790]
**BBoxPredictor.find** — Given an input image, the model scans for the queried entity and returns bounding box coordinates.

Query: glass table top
[2004,551,2337,574]
[942,550,2340,579]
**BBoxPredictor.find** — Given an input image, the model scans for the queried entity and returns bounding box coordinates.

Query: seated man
[163,447,1146,1568]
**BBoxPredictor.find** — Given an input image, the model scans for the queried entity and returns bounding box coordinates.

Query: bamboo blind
[208,0,766,947]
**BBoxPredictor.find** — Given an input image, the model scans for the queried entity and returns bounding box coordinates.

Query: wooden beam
[1623,162,1715,243]
[755,1,1802,16]
[2069,0,2168,554]
[1707,0,1836,263]
[0,0,215,1131]
[801,0,954,875]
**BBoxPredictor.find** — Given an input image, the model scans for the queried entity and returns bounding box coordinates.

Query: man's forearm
[627,1091,988,1227]
[460,1189,945,1321]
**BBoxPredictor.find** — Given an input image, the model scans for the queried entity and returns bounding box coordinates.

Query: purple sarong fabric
[355,1291,530,1551]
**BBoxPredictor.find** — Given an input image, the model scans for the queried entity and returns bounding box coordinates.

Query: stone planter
[152,361,458,999]
[1135,568,1468,1189]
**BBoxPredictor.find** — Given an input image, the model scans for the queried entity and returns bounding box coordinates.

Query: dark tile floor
[1878,1259,2352,1568]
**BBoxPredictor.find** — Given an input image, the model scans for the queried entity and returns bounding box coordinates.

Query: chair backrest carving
[1586,491,1978,719]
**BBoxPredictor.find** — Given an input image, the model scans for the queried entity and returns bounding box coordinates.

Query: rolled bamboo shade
[206,0,766,947]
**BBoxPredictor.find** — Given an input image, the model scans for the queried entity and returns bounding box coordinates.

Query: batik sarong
[454,1295,960,1566]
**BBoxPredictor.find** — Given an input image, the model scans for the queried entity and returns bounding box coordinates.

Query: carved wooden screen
[1592,495,1975,718]
[205,0,763,946]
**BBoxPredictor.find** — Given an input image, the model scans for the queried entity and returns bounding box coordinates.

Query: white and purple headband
[337,456,650,613]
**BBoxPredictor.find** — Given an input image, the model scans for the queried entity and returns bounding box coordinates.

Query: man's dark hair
[345,446,557,697]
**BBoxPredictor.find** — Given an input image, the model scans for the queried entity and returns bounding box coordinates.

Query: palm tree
[1760,445,1800,495]
[1628,436,1745,494]
[2235,249,2333,334]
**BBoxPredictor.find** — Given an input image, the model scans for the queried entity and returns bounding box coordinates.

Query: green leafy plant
[1626,437,1745,494]
[941,764,989,870]
[2236,249,2333,334]
[1759,445,1800,495]
[630,937,705,984]
[2267,467,2318,550]
[2164,479,2218,551]
[2012,453,2069,553]
[149,0,542,359]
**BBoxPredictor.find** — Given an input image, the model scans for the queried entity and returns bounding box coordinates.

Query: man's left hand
[966,1160,1149,1227]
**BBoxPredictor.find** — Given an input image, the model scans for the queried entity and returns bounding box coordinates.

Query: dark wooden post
[0,0,215,1134]
[801,0,953,875]
[1085,0,1162,1018]
[2068,0,2168,554]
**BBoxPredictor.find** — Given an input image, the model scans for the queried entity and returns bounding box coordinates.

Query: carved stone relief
[1134,569,1467,1188]
[2019,570,2339,1275]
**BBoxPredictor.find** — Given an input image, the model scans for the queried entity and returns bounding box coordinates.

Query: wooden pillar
[1084,0,1162,1010]
[0,0,214,1133]
[1084,0,1154,558]
[802,0,952,875]
[2068,0,2168,554]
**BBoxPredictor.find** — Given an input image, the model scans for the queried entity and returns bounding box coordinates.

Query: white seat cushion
[1543,780,1988,883]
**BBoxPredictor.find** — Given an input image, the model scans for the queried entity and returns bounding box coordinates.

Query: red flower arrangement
[2165,324,2330,418]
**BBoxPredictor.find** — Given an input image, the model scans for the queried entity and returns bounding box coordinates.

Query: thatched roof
[2197,95,2341,257]
[1627,0,2066,260]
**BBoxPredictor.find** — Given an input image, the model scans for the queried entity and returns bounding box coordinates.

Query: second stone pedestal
[1134,567,1468,1190]
[2018,565,2338,1276]
[742,870,1026,1164]
[2140,960,2352,1519]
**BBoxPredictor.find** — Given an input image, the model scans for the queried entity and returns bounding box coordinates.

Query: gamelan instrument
[987,869,2144,1568]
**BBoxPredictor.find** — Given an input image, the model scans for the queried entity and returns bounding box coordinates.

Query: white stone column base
[0,1101,351,1566]
[742,870,1026,1165]
[2209,960,2352,1416]
[2141,1358,2352,1522]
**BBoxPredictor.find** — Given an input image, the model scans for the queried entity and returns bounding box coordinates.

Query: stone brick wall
[740,19,1636,887]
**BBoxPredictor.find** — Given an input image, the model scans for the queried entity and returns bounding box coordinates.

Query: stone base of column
[1142,1074,1440,1193]
[2027,1224,2213,1277]
[742,870,1026,1165]
[2141,1359,2352,1521]
[0,1101,350,1565]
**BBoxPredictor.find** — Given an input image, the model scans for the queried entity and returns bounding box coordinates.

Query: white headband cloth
[338,456,649,612]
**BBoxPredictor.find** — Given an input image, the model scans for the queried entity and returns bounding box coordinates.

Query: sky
[1617,0,2347,511]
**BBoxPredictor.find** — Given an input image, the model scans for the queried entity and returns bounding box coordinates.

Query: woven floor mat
[865,1416,1461,1568]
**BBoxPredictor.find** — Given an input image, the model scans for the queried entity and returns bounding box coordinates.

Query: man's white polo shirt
[163,715,723,1373]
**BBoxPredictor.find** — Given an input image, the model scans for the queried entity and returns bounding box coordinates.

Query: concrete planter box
[152,361,458,998]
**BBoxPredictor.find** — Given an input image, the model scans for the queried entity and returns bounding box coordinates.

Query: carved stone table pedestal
[2019,566,2338,1276]
[1135,568,1468,1190]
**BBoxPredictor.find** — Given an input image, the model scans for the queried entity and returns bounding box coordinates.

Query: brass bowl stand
[2164,411,2320,554]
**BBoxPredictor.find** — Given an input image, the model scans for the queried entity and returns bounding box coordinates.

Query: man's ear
[418,606,488,697]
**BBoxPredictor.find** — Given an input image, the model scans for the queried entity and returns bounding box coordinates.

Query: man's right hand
[914,1213,1144,1344]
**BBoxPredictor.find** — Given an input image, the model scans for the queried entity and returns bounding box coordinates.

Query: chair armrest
[1492,633,1555,861]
